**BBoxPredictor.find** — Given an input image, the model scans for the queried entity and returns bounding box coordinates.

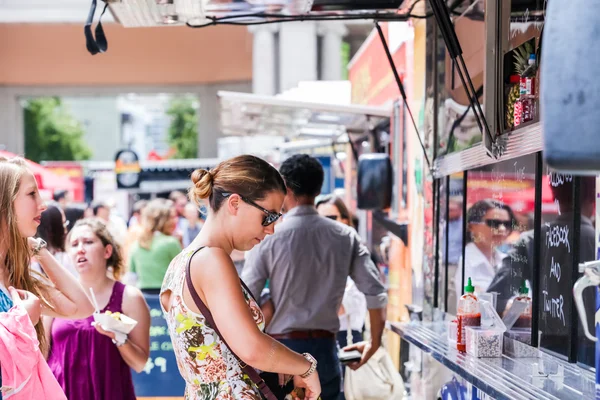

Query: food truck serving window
[434,154,600,366]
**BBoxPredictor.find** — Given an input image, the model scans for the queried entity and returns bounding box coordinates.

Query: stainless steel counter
[388,321,597,400]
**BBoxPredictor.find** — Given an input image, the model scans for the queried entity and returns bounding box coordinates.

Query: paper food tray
[93,312,138,334]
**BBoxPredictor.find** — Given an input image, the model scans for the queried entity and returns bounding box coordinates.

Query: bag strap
[185,247,277,400]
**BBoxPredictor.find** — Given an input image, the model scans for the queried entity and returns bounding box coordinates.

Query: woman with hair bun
[161,155,321,400]
[45,218,151,400]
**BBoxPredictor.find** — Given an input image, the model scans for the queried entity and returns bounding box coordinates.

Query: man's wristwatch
[32,238,47,256]
[300,353,317,378]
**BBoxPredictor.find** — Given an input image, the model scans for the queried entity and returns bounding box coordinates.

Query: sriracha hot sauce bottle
[456,278,481,352]
[511,280,532,328]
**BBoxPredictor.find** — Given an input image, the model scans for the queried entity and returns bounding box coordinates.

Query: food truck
[99,0,600,398]
[382,1,600,399]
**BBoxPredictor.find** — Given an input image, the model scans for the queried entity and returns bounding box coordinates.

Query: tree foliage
[166,96,198,159]
[24,97,92,163]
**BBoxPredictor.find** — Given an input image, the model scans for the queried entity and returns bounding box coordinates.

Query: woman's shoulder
[121,283,149,311]
[188,247,236,281]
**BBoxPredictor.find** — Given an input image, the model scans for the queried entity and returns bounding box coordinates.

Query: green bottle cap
[465,277,475,293]
[519,280,529,295]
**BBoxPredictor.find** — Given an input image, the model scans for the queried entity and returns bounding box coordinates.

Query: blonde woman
[0,156,94,397]
[0,156,94,346]
[128,198,182,294]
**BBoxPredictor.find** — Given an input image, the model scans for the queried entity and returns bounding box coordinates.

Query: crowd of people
[0,153,388,400]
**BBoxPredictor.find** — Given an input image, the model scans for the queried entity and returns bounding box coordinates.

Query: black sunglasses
[484,219,512,231]
[222,193,282,227]
[324,215,340,221]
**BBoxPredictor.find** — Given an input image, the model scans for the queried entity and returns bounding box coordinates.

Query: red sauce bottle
[457,278,481,352]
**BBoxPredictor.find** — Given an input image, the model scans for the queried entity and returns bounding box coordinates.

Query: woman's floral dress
[161,246,265,399]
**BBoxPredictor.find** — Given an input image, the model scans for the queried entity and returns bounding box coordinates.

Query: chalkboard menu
[538,167,575,359]
[132,294,185,398]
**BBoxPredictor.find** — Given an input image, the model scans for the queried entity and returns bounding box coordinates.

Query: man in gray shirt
[243,154,387,400]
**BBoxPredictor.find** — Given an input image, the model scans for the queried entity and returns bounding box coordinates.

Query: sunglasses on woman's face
[222,193,282,227]
[325,215,340,221]
[484,219,512,231]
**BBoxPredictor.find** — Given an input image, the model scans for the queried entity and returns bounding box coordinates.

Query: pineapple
[513,41,534,76]
[506,41,535,128]
[506,84,521,129]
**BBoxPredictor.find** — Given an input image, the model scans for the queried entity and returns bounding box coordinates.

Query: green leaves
[24,97,92,163]
[166,96,199,159]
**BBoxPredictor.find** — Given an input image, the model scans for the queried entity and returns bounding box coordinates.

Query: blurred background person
[128,199,181,294]
[52,190,71,210]
[181,202,203,248]
[33,201,77,277]
[123,200,149,263]
[168,190,188,230]
[64,205,86,234]
[45,218,150,400]
[127,199,148,229]
[92,201,111,223]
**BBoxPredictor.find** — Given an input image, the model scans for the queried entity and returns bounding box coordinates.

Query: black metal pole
[569,177,582,362]
[461,171,468,295]
[433,178,441,308]
[374,22,431,171]
[531,152,543,348]
[444,176,450,312]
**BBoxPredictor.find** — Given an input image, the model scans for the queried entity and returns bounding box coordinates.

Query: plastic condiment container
[457,278,481,352]
[448,319,458,346]
[466,300,507,358]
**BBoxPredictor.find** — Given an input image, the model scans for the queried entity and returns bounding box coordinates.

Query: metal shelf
[388,321,596,400]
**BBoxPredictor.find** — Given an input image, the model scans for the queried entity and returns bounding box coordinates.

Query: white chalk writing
[514,162,526,181]
[543,291,566,326]
[548,171,573,187]
[545,225,571,252]
[510,252,528,264]
[549,257,561,282]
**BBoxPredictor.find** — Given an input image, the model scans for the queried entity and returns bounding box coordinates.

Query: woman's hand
[27,237,43,256]
[293,372,321,400]
[9,286,42,325]
[91,321,117,340]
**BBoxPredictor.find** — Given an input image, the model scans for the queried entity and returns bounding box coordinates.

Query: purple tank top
[47,281,136,400]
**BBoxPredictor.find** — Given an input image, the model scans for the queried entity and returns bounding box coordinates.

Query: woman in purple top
[44,218,151,400]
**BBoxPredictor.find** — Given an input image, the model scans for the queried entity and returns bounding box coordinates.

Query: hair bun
[191,169,214,200]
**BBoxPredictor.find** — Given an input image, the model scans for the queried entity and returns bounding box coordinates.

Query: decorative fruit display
[506,83,521,129]
[513,41,534,76]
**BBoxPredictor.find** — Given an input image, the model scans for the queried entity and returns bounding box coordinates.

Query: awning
[0,150,76,192]
[218,90,391,143]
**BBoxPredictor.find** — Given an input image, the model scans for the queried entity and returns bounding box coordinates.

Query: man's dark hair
[53,190,68,203]
[64,205,86,233]
[279,154,324,198]
[92,201,108,216]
